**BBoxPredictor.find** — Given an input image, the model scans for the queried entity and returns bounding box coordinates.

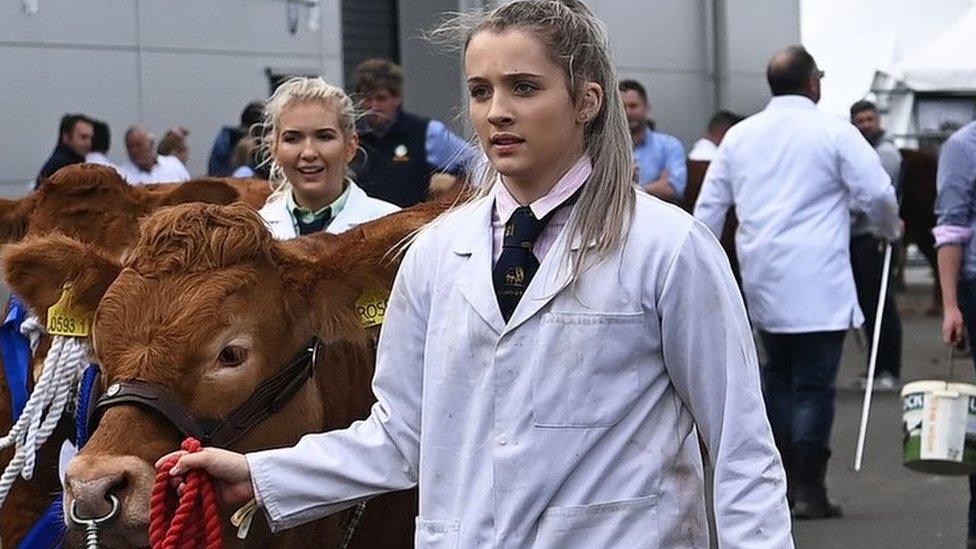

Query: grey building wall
[592,0,800,147]
[398,0,469,134]
[0,0,343,197]
[718,0,802,116]
[402,0,800,149]
[1,0,797,198]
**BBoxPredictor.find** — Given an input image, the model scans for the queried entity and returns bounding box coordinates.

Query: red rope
[150,438,225,549]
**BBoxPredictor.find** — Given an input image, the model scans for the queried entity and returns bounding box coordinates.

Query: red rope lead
[150,438,225,549]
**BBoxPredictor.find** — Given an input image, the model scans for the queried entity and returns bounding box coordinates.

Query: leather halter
[89,340,319,448]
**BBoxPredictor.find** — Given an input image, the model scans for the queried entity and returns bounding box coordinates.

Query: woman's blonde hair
[259,76,358,203]
[432,0,635,282]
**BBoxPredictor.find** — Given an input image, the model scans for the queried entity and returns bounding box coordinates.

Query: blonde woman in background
[256,77,398,239]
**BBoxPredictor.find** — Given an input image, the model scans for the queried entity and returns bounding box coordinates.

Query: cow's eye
[217,346,248,368]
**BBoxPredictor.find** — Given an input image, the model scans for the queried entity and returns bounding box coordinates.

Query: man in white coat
[694,45,901,520]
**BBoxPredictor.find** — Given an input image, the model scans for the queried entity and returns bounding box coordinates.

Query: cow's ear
[276,199,451,342]
[131,178,271,212]
[0,195,36,243]
[3,233,122,322]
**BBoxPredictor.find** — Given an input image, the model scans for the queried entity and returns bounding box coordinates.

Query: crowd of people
[22,0,976,546]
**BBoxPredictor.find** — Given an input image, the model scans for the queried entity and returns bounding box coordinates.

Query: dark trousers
[760,330,846,489]
[957,280,976,537]
[850,235,903,377]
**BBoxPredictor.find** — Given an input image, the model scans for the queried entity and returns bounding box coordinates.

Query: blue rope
[0,295,32,422]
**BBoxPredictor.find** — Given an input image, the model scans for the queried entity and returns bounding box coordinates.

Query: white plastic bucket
[901,380,976,475]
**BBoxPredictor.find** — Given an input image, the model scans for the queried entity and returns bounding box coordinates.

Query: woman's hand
[156,447,254,506]
[943,305,966,347]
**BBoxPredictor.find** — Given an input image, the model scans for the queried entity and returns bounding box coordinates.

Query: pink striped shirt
[492,157,592,265]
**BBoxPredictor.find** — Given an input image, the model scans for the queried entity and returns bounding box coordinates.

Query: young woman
[257,77,399,239]
[165,2,791,546]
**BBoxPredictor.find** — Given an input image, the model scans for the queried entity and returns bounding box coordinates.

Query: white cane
[854,243,893,471]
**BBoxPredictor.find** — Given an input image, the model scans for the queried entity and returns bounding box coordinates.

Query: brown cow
[4,200,446,547]
[0,164,270,546]
[683,159,740,282]
[898,148,940,311]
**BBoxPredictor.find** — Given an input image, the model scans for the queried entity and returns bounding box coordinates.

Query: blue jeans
[759,330,846,460]
[956,280,976,537]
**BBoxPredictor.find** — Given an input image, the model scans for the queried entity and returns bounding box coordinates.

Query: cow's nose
[64,455,131,521]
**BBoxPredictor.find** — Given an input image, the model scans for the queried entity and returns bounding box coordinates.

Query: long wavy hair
[432,0,635,282]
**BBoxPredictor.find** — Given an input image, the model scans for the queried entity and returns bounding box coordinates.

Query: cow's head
[0,163,270,254]
[0,164,271,426]
[3,200,444,546]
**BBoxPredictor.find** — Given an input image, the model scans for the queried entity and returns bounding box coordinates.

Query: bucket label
[903,392,924,463]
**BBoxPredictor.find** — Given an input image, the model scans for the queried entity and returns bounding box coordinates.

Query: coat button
[497,436,508,446]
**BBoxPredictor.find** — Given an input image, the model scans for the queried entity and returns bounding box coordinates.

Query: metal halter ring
[69,493,121,549]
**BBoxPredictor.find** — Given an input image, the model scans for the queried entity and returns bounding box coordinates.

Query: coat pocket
[535,494,660,548]
[531,311,644,428]
[414,517,460,549]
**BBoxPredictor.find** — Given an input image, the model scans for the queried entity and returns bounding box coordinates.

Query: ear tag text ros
[47,285,91,337]
[356,289,389,328]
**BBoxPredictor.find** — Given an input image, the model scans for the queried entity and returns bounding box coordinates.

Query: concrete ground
[793,270,971,548]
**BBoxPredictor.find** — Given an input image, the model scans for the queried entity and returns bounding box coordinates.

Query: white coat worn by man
[694,45,901,521]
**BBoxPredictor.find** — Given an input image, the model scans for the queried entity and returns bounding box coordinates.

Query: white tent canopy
[869,5,976,146]
[882,5,976,91]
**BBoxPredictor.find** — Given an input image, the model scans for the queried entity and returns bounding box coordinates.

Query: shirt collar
[766,95,817,111]
[287,180,352,224]
[493,156,592,224]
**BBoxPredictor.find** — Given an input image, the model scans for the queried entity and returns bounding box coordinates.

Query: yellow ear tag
[356,289,390,328]
[46,285,91,337]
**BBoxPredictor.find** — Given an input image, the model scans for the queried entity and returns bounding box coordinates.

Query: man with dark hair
[37,113,94,182]
[619,79,687,201]
[689,110,745,161]
[849,99,904,392]
[207,101,264,177]
[85,119,121,173]
[695,45,901,521]
[353,58,474,207]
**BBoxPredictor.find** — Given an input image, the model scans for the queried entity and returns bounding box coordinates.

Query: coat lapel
[327,183,365,234]
[452,198,506,335]
[261,196,297,240]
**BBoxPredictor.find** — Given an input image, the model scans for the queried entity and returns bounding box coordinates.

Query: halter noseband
[88,339,319,448]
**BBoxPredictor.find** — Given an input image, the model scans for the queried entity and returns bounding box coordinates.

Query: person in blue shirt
[353,59,476,207]
[934,119,976,545]
[619,79,687,202]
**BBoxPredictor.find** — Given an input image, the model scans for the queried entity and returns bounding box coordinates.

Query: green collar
[286,181,351,226]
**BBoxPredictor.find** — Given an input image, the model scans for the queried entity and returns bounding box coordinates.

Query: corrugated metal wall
[0,0,343,196]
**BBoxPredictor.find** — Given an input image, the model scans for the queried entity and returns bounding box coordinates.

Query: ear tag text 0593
[47,285,91,337]
[356,289,389,329]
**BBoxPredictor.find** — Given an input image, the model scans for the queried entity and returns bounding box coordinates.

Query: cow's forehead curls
[124,202,282,276]
[39,163,131,196]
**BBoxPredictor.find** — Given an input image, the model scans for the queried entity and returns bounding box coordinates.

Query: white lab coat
[247,191,793,548]
[258,181,399,239]
[694,95,901,333]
